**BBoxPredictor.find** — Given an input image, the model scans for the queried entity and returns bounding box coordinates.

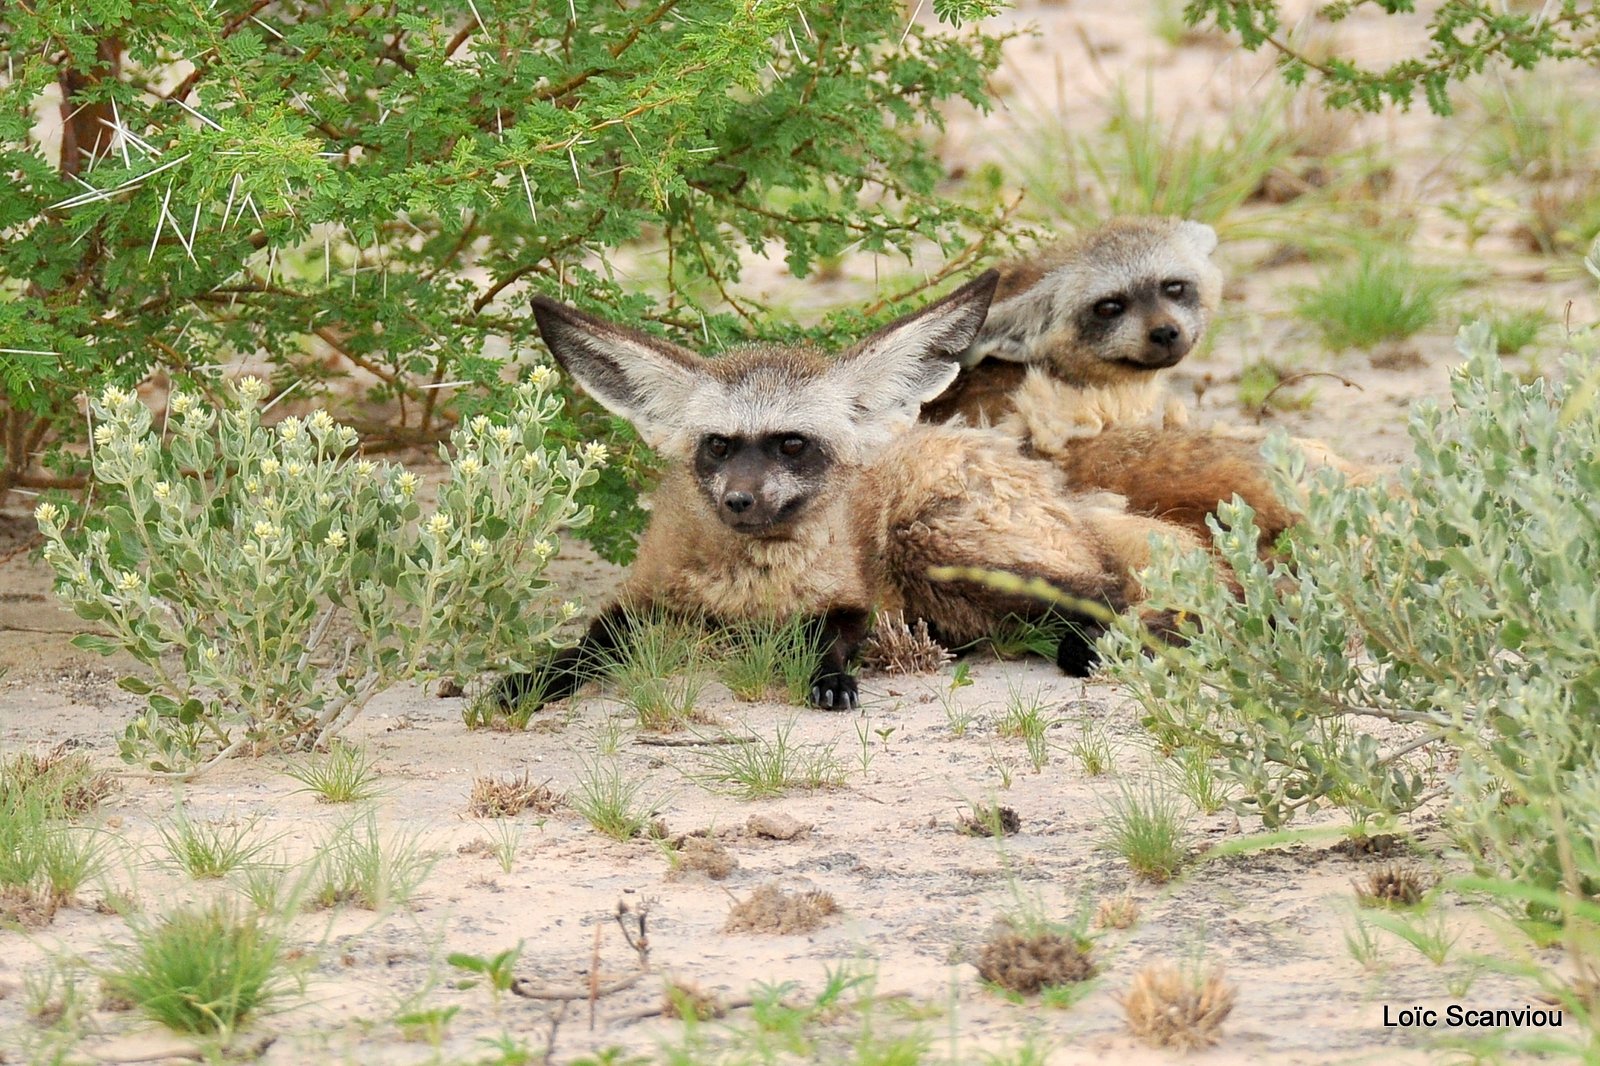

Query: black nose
[723,492,754,514]
[1149,324,1180,347]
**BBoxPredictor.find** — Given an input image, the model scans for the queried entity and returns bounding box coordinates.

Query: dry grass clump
[1119,961,1236,1050]
[467,771,562,818]
[662,978,726,1020]
[861,611,952,674]
[1094,892,1141,931]
[957,805,1021,837]
[1332,832,1401,857]
[1354,862,1433,908]
[0,884,59,928]
[1,744,114,815]
[724,883,838,934]
[975,928,1095,994]
[667,835,736,881]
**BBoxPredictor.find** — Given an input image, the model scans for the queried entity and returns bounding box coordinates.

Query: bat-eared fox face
[1078,274,1203,371]
[692,427,832,535]
[530,271,999,537]
[966,218,1221,383]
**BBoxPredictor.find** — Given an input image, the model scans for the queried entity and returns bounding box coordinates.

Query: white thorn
[222,172,240,230]
[149,181,174,261]
[110,98,131,167]
[519,165,537,222]
[172,96,224,131]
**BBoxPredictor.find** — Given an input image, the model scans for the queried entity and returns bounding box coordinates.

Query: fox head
[531,272,998,536]
[968,218,1222,386]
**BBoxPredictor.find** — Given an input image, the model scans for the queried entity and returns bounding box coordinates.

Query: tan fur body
[623,424,1199,646]
[859,424,1197,644]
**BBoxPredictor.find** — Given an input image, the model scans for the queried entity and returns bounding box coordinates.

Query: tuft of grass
[1,745,114,816]
[1007,83,1295,233]
[1095,892,1141,931]
[716,616,824,705]
[102,900,290,1036]
[233,862,295,914]
[983,616,1063,661]
[1101,781,1192,883]
[23,956,92,1041]
[1364,906,1458,965]
[696,720,847,799]
[464,671,562,731]
[0,782,108,917]
[1343,911,1386,972]
[1119,961,1236,1050]
[1293,248,1459,350]
[308,815,434,911]
[570,757,657,841]
[940,662,977,738]
[1170,748,1229,815]
[483,820,523,874]
[158,805,271,880]
[1067,720,1116,777]
[395,1004,459,1046]
[996,684,1054,772]
[1235,360,1313,413]
[284,744,383,804]
[1476,305,1547,355]
[467,771,562,819]
[1465,72,1600,249]
[607,614,712,731]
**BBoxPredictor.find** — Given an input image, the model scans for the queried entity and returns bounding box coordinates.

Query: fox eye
[1162,280,1187,298]
[704,436,730,459]
[1093,299,1125,319]
[779,436,807,457]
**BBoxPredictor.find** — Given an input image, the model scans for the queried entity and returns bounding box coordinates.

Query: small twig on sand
[511,899,653,1009]
[1255,371,1363,420]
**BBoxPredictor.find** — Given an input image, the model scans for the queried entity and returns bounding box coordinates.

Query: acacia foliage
[1187,0,1600,114]
[0,1,1012,559]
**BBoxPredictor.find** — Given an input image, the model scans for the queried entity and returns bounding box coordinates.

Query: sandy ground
[2,0,1593,1061]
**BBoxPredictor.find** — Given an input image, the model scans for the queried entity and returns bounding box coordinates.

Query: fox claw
[808,671,858,711]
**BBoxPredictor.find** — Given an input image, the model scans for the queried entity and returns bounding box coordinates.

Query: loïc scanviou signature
[1383,1003,1564,1029]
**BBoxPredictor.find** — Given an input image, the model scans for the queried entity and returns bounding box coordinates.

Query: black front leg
[492,602,637,712]
[806,607,870,711]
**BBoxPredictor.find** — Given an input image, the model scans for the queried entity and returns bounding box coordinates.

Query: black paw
[808,669,859,711]
[1055,623,1105,678]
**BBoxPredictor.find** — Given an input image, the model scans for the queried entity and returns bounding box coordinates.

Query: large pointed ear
[531,296,705,443]
[825,270,999,430]
[961,280,1059,365]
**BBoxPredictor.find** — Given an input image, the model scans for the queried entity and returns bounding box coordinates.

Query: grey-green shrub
[37,376,600,773]
[1102,312,1600,911]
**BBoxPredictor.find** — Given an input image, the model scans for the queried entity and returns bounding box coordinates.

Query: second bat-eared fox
[923,217,1374,548]
[494,271,1202,714]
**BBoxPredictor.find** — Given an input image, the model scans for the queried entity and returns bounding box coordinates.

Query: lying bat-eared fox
[923,217,1372,547]
[495,273,1198,713]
